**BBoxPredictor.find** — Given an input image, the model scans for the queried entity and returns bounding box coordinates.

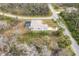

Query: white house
[25,20,49,31]
[25,20,58,31]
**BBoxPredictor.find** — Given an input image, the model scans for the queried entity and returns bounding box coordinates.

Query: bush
[58,35,71,48]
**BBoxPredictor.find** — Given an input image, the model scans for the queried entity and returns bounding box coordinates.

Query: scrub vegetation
[60,10,79,45]
[0,4,51,17]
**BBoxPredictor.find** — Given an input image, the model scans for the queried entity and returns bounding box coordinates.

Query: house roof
[25,20,48,30]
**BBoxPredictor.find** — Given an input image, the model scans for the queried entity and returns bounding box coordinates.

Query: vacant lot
[0,15,18,24]
[0,3,51,17]
[0,15,19,33]
[17,28,75,56]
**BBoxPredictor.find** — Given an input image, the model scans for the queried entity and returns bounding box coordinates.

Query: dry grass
[42,19,58,27]
[3,21,27,37]
[58,47,75,56]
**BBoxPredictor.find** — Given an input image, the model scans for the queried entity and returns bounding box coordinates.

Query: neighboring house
[65,7,78,13]
[25,20,58,31]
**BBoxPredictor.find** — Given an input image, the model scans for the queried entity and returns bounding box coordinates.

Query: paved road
[48,3,79,56]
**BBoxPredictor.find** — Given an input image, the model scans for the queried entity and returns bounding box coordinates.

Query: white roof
[29,20,48,30]
[26,20,58,31]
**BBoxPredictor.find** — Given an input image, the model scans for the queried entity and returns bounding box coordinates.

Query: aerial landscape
[0,3,79,56]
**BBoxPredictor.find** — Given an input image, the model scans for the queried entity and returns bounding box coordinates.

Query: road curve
[48,3,79,56]
[0,12,53,20]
